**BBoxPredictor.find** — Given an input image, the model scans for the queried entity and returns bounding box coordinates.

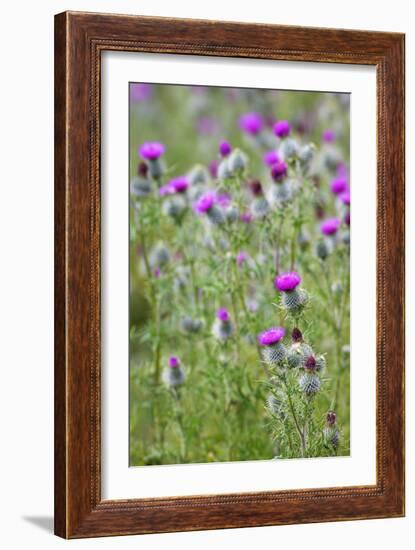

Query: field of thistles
[129,83,350,466]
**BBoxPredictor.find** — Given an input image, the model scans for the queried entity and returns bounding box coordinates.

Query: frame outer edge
[54,11,69,539]
[54,10,405,538]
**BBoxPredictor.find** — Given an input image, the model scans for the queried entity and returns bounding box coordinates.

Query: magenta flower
[139,141,165,161]
[273,120,291,138]
[154,267,161,278]
[330,177,348,195]
[271,161,288,182]
[263,150,280,166]
[209,159,219,178]
[130,83,153,102]
[219,140,232,157]
[159,184,173,196]
[217,193,231,208]
[169,176,189,193]
[339,190,350,205]
[320,217,341,235]
[195,191,216,213]
[275,272,301,292]
[197,116,219,136]
[258,327,285,346]
[240,211,253,224]
[236,251,248,266]
[169,356,180,368]
[239,112,263,135]
[322,129,335,143]
[336,163,348,178]
[217,308,230,322]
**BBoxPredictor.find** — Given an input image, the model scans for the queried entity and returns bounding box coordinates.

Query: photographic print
[129,82,350,467]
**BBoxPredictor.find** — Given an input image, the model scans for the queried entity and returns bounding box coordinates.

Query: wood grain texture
[54,11,405,538]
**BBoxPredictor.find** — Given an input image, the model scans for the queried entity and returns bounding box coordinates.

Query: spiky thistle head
[320,217,341,236]
[271,160,288,182]
[258,327,286,366]
[139,141,165,160]
[239,112,263,135]
[273,120,291,138]
[275,272,301,292]
[162,356,186,388]
[219,140,232,157]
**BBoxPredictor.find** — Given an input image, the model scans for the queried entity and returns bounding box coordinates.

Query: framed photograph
[54,11,405,538]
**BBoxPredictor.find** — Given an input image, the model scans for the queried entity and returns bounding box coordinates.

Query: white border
[101,51,376,500]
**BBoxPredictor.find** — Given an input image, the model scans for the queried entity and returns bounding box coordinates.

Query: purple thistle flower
[292,327,303,342]
[273,120,291,138]
[130,83,153,102]
[271,161,288,182]
[236,251,248,266]
[217,193,231,208]
[326,410,337,425]
[344,210,350,226]
[139,141,165,161]
[169,176,189,193]
[159,184,173,196]
[217,308,230,322]
[263,150,280,166]
[258,327,285,346]
[240,211,253,224]
[275,272,302,292]
[154,267,161,278]
[320,217,341,236]
[197,116,219,136]
[219,140,232,157]
[239,112,263,135]
[322,129,336,143]
[209,159,219,178]
[336,162,348,178]
[137,162,148,177]
[248,180,263,196]
[304,356,317,371]
[330,177,348,195]
[339,190,350,205]
[195,191,216,213]
[169,356,180,368]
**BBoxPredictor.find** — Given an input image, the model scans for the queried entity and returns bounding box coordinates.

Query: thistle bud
[181,316,203,333]
[188,164,210,186]
[299,143,315,169]
[251,197,270,219]
[212,308,234,341]
[149,243,170,268]
[224,204,239,223]
[217,158,232,180]
[279,138,299,160]
[270,180,293,206]
[258,327,286,366]
[287,341,314,369]
[316,238,331,260]
[162,196,186,219]
[323,410,340,447]
[162,356,186,388]
[275,272,308,314]
[228,148,248,172]
[130,176,152,198]
[299,372,321,395]
[315,355,326,372]
[148,157,165,180]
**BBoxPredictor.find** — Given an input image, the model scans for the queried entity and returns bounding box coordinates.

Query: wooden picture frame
[54,11,405,538]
